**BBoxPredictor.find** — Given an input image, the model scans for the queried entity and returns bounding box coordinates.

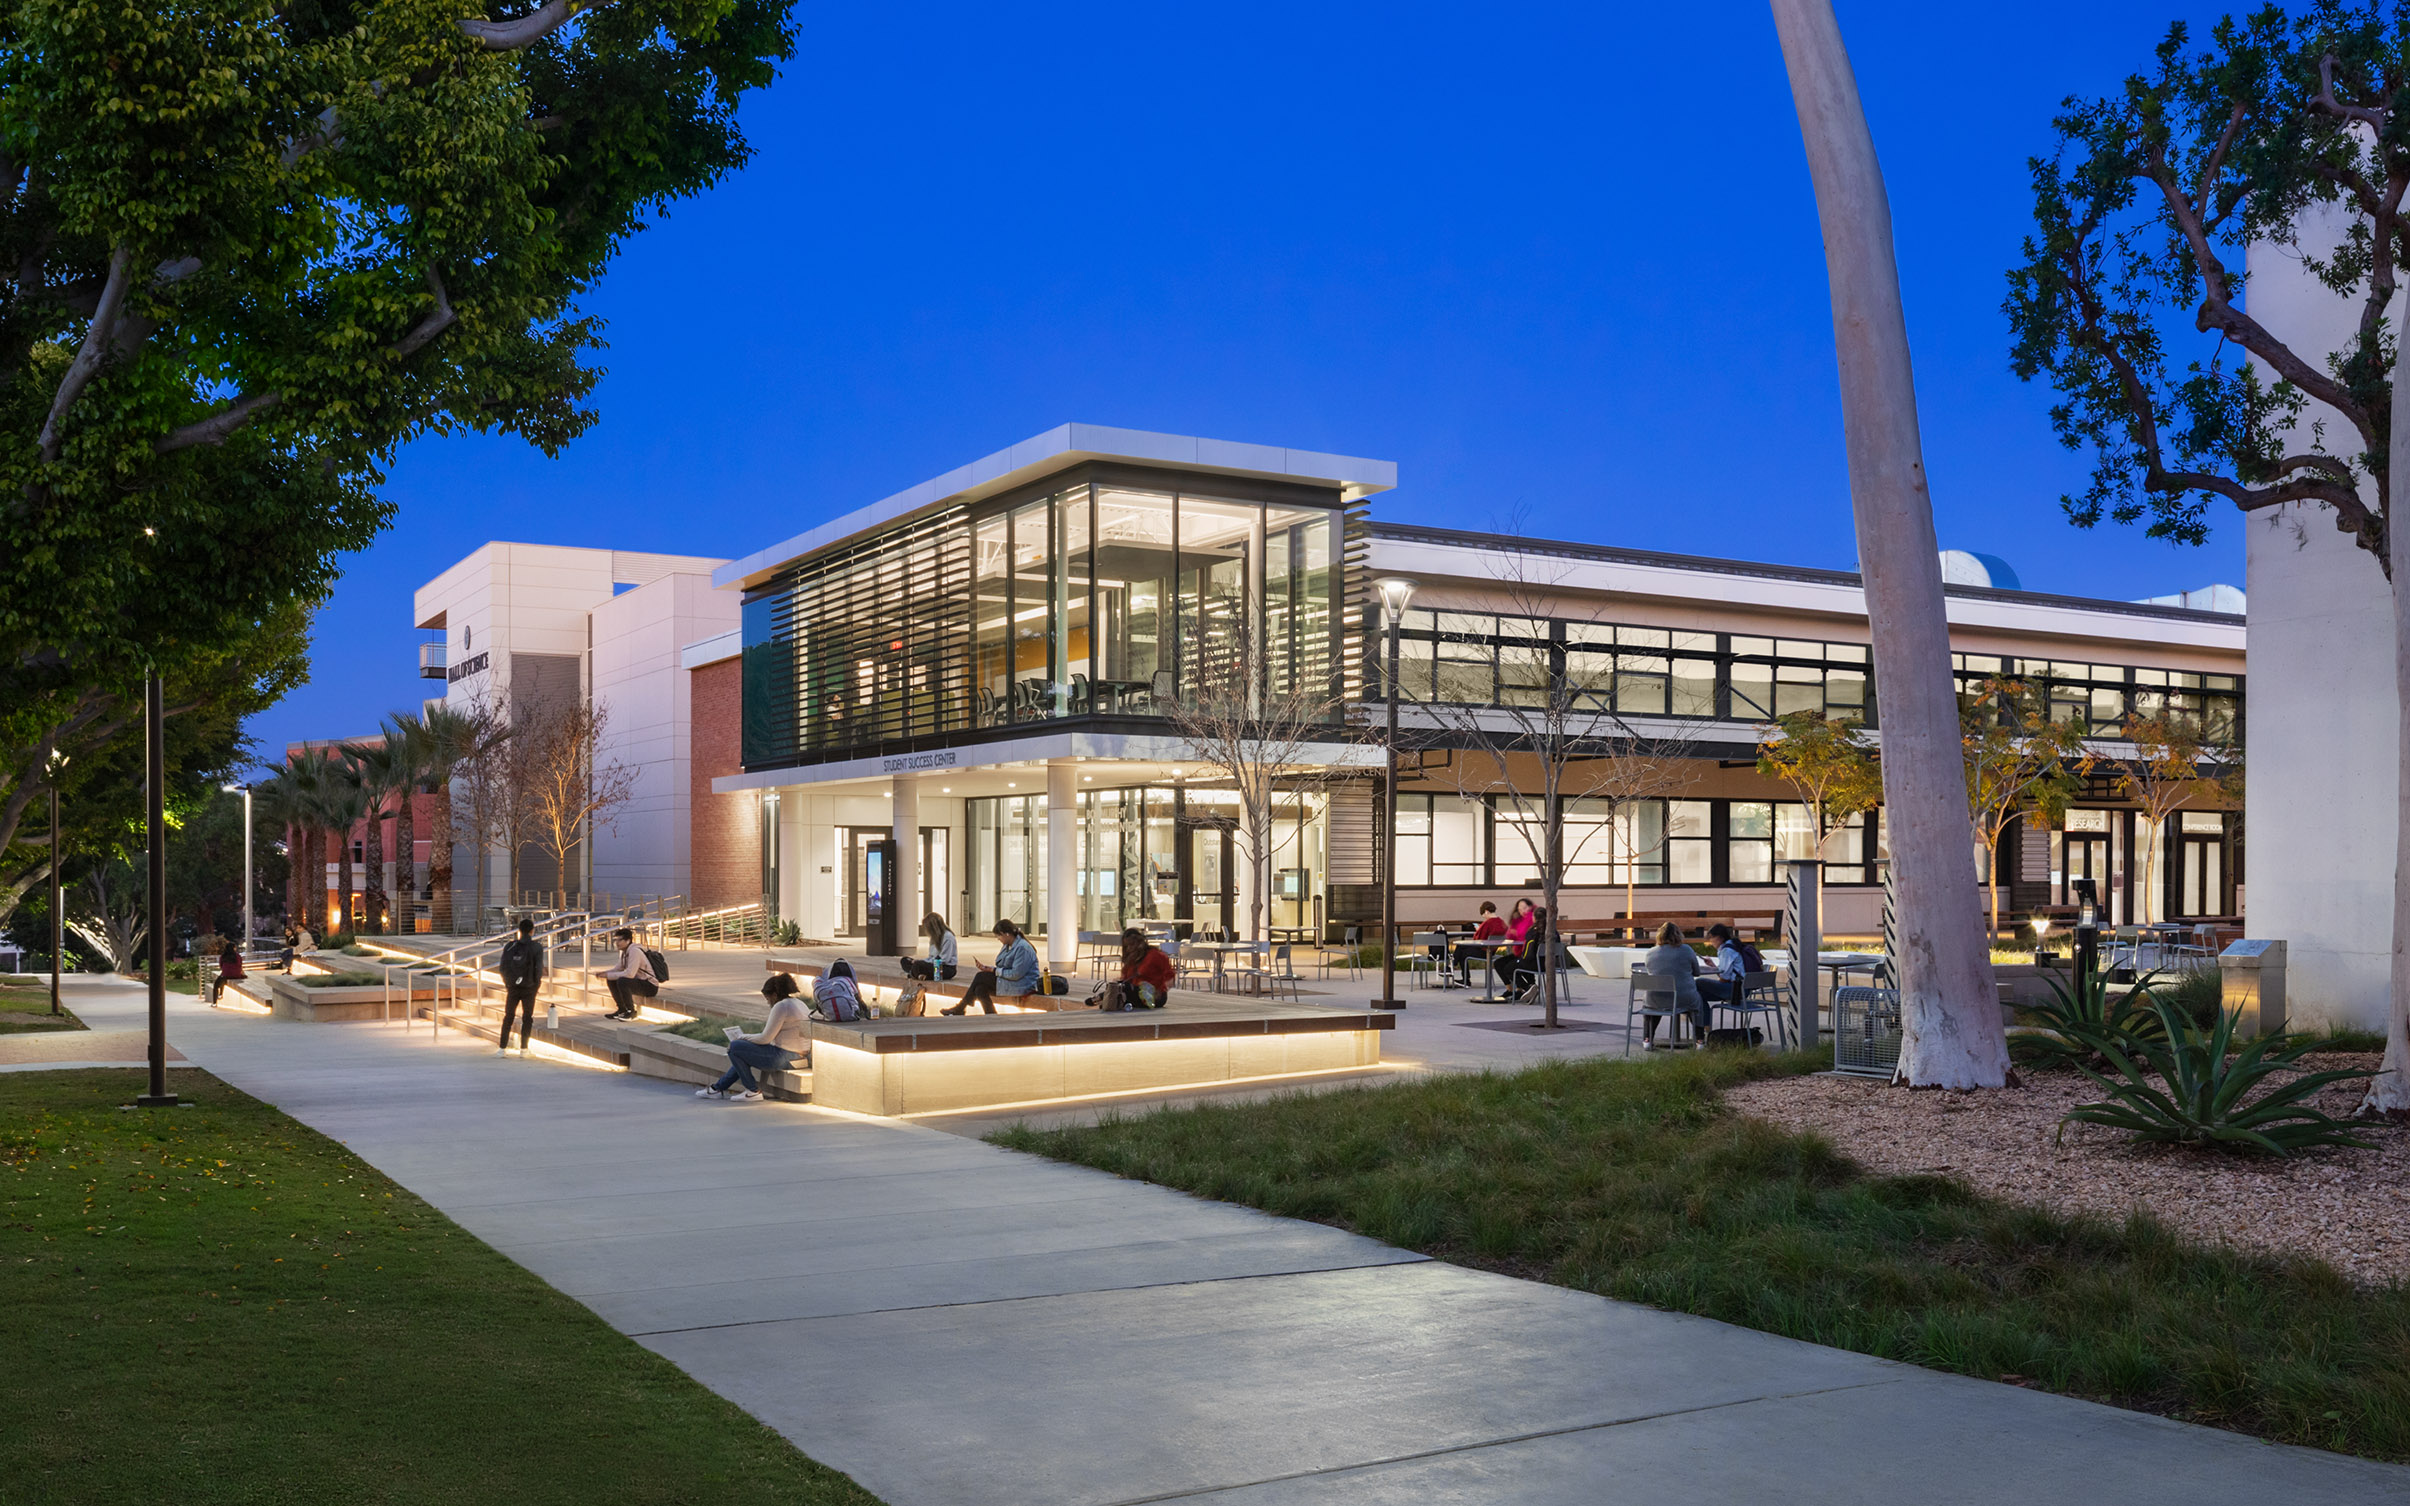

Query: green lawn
[0,986,81,1034]
[1,1070,881,1505]
[993,1050,2410,1463]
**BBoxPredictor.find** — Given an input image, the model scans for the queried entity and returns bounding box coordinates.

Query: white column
[891,774,920,935]
[1047,759,1078,969]
[1236,834,1260,942]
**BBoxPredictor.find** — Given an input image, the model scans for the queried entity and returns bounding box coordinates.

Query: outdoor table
[1457,938,1511,1001]
[1569,946,1649,982]
[1184,940,1260,992]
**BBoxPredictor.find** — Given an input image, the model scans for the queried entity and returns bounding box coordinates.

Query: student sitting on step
[699,973,812,1102]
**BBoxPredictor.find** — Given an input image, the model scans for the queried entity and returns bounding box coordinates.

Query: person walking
[698,973,813,1102]
[600,927,657,1020]
[496,917,546,1056]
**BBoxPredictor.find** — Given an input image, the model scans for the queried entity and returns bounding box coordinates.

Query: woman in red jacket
[1093,927,1176,1011]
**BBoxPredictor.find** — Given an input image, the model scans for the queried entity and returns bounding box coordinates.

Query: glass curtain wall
[967,784,1331,937]
[1395,794,1875,889]
[743,479,1346,769]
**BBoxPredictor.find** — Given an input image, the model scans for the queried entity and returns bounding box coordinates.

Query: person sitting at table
[943,919,1040,1015]
[1696,922,1761,1007]
[1506,898,1535,944]
[1640,922,1709,1045]
[1500,905,1552,999]
[1089,927,1176,1011]
[1453,901,1507,976]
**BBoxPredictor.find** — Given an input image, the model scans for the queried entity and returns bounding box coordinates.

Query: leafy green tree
[1,604,307,932]
[1960,680,2093,938]
[2005,2,2410,1111]
[0,0,795,907]
[1755,711,1882,860]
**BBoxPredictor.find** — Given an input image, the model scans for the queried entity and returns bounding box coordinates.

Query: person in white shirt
[902,912,959,982]
[599,927,657,1020]
[699,973,811,1101]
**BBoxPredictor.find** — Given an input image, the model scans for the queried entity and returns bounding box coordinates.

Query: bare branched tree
[1160,589,1360,945]
[517,697,638,911]
[1414,557,1712,1029]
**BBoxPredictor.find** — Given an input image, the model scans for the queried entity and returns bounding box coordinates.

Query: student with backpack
[600,927,660,1020]
[496,918,546,1056]
[1697,922,1761,1008]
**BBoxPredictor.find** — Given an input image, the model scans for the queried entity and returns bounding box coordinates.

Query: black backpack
[644,947,670,982]
[499,939,540,989]
[1731,939,1766,974]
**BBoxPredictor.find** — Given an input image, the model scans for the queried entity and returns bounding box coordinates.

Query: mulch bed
[1724,1053,2410,1287]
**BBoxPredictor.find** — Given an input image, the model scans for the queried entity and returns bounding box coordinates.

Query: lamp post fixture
[1374,576,1417,1010]
[222,782,253,958]
[47,751,65,1017]
[136,669,176,1107]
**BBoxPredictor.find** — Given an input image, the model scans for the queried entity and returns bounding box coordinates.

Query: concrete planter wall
[623,1027,811,1100]
[266,973,442,1024]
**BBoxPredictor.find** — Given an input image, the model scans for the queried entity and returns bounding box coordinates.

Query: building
[412,542,735,914]
[403,424,2248,973]
[696,425,2244,947]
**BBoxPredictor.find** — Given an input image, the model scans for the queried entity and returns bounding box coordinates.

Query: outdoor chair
[1229,943,1301,1002]
[1314,925,1362,980]
[1400,931,1444,988]
[1164,939,1211,989]
[1623,975,1695,1055]
[1714,969,1791,1049]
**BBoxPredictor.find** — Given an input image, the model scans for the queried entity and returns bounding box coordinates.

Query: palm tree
[380,715,428,936]
[272,748,340,939]
[317,754,369,940]
[347,739,410,935]
[414,702,505,934]
[256,762,311,932]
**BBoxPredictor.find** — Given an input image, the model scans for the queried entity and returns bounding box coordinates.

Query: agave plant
[2012,966,2170,1070]
[2058,998,2376,1157]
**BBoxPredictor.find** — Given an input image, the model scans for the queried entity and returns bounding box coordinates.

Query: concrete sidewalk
[68,978,2408,1506]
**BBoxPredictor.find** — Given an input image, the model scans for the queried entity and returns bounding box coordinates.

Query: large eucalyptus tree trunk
[1771,0,2007,1087]
[2375,358,2410,1114]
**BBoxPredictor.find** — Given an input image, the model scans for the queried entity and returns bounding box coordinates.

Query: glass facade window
[963,784,1329,937]
[1388,612,1871,724]
[742,472,1351,769]
[1954,654,2241,742]
[1389,795,1874,887]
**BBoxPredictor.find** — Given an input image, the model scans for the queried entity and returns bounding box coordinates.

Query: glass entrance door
[2060,836,2110,913]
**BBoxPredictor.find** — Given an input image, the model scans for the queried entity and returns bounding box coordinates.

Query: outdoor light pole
[1375,577,1416,1009]
[137,671,176,1107]
[223,782,253,955]
[47,754,64,1016]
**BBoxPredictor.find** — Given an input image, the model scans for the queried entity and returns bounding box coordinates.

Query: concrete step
[618,1023,812,1102]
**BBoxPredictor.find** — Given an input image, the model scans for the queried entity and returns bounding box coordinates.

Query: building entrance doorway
[2056,811,2114,921]
[1182,815,1234,935]
[2176,813,2227,918]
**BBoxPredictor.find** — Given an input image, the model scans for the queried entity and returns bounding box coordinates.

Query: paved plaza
[51,975,2410,1506]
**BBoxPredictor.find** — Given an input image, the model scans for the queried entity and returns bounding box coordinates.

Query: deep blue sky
[248,0,2246,770]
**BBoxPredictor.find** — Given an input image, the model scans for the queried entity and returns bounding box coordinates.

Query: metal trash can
[2217,939,2286,1037]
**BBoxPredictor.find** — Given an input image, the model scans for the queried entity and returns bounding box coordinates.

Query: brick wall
[689,657,759,910]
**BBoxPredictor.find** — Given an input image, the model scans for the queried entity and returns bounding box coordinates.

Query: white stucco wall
[2245,224,2400,1030]
[590,571,740,902]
